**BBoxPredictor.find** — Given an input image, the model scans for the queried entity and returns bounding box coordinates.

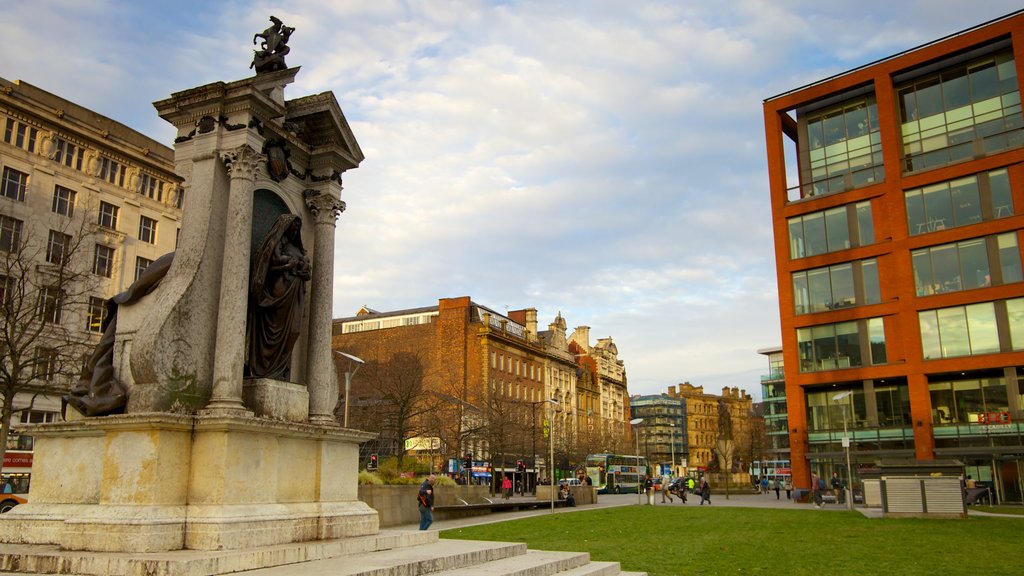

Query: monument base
[0,413,378,553]
[243,377,310,422]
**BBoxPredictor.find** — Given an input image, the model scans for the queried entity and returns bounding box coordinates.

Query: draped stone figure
[64,252,175,417]
[246,214,310,380]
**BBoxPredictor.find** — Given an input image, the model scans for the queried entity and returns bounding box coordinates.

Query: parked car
[0,494,27,514]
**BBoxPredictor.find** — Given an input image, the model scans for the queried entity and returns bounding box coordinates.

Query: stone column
[305,191,347,425]
[205,145,262,414]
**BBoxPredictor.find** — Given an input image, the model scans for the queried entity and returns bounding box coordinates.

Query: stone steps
[0,531,646,576]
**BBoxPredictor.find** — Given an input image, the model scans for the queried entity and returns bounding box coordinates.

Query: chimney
[525,308,538,342]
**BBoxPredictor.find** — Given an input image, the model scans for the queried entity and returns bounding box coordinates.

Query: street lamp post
[832,391,854,511]
[547,398,559,512]
[669,423,676,477]
[630,417,644,505]
[334,351,364,428]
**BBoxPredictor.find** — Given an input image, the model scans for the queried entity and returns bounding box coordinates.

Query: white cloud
[7,0,1022,399]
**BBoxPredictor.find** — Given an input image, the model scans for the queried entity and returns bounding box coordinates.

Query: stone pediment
[285,92,364,171]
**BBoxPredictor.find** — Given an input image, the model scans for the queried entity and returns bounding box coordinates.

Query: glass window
[135,256,153,282]
[997,233,1022,284]
[913,234,1016,296]
[53,137,84,171]
[0,215,23,252]
[919,302,999,359]
[1,167,28,202]
[46,230,71,265]
[93,244,114,278]
[51,185,76,217]
[876,384,910,427]
[98,201,119,230]
[3,119,38,153]
[801,93,884,198]
[86,296,106,333]
[796,318,885,372]
[898,48,1022,172]
[32,347,57,382]
[138,215,157,244]
[862,259,881,304]
[38,286,63,324]
[788,201,874,259]
[139,173,163,201]
[929,376,1009,424]
[1009,298,1024,351]
[989,168,1013,218]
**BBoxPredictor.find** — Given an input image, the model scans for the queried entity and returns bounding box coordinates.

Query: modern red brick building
[763,11,1024,501]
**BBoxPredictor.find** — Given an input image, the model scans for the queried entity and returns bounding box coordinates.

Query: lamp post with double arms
[334,351,364,428]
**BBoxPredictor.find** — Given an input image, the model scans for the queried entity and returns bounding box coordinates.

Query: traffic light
[368,454,378,470]
[517,460,525,472]
[463,452,473,470]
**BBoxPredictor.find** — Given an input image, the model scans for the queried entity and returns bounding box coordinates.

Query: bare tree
[347,349,439,473]
[0,212,99,467]
[714,401,736,499]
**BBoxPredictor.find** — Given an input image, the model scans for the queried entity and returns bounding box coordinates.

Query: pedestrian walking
[417,474,436,530]
[661,474,674,503]
[699,478,711,505]
[774,477,781,500]
[502,475,512,499]
[644,476,655,505]
[811,472,824,508]
[784,477,793,500]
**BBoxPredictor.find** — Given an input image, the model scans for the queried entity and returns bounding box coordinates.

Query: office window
[800,93,884,197]
[796,317,886,372]
[139,173,163,201]
[898,47,1022,172]
[86,296,107,333]
[51,185,76,217]
[912,233,1021,296]
[32,347,58,382]
[98,201,119,230]
[98,157,126,187]
[929,376,1008,424]
[52,137,85,171]
[93,244,114,278]
[905,168,1014,236]
[3,118,38,153]
[1,166,28,201]
[805,388,867,431]
[1009,298,1024,351]
[875,384,911,427]
[0,275,13,309]
[38,286,63,324]
[46,230,72,265]
[788,200,874,259]
[919,302,999,359]
[0,215,23,252]
[138,215,157,244]
[792,258,880,314]
[135,256,153,282]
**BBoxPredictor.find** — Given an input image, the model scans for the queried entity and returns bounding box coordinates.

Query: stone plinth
[0,414,378,553]
[243,378,309,422]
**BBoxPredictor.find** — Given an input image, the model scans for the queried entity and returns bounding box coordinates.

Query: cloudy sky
[6,1,1021,399]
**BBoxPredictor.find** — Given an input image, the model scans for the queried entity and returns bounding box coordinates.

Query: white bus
[585,453,649,494]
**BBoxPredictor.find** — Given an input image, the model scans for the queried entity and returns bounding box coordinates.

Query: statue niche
[245,213,310,380]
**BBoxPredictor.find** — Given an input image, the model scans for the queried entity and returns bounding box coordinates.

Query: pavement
[396,489,881,532]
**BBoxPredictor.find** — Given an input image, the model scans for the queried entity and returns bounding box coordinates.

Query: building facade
[627,394,687,475]
[763,12,1024,502]
[662,383,754,473]
[332,297,632,482]
[1,78,182,489]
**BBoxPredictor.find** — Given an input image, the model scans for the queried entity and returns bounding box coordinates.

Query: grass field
[441,506,1022,576]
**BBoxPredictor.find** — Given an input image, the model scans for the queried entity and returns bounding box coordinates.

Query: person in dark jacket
[699,478,712,505]
[418,474,436,530]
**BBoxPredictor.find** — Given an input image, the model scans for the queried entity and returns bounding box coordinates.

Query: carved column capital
[220,145,263,180]
[304,191,346,223]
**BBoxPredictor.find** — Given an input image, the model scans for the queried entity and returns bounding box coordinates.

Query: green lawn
[441,506,1022,576]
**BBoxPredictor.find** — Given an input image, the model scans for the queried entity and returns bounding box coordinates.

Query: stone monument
[0,17,386,566]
